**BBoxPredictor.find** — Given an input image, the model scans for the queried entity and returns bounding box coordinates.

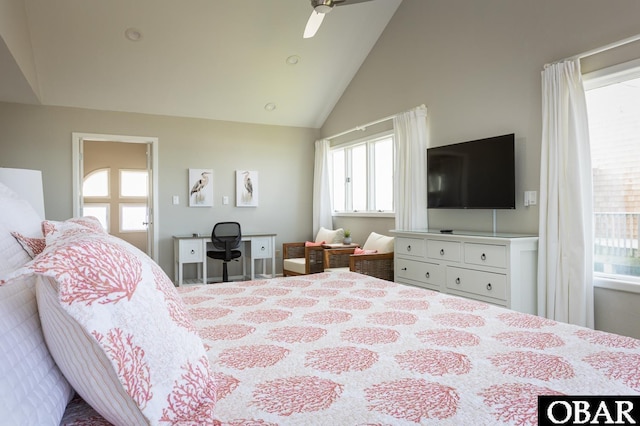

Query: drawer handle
[407,245,412,252]
[190,249,195,254]
[455,277,460,285]
[481,253,486,261]
[401,267,407,271]
[486,283,492,291]
[440,249,445,256]
[261,246,266,251]
[425,272,430,279]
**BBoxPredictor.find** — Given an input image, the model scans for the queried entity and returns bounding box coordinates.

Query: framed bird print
[188,168,213,207]
[236,170,258,207]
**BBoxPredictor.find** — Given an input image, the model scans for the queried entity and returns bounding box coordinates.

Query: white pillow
[315,227,345,244]
[23,219,217,424]
[0,189,43,277]
[0,197,43,238]
[0,275,74,425]
[0,182,18,199]
[0,223,31,277]
[362,232,395,253]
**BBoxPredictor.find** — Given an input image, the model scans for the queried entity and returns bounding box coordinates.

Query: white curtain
[394,105,429,230]
[538,60,594,328]
[312,139,333,236]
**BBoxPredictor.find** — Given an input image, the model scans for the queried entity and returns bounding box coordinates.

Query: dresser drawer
[427,239,461,262]
[464,243,507,268]
[250,237,272,259]
[396,258,443,287]
[446,266,506,301]
[179,240,204,263]
[396,237,426,258]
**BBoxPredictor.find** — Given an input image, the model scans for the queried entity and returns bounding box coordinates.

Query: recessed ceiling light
[264,103,277,111]
[125,28,143,42]
[286,55,300,65]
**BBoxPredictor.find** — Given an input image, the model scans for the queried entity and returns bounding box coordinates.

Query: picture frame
[188,168,213,207]
[236,170,258,207]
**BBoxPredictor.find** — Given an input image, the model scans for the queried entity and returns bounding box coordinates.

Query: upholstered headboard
[0,167,45,219]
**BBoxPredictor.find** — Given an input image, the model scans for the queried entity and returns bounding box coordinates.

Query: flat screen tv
[427,133,515,209]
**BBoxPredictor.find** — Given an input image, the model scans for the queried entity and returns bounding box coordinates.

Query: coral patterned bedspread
[175,271,639,425]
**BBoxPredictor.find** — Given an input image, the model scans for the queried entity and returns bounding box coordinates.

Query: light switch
[223,196,229,205]
[172,195,179,205]
[524,191,537,207]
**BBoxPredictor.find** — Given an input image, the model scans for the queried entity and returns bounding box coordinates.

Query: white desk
[173,233,276,286]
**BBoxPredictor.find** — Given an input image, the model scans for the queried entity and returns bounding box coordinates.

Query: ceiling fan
[303,0,375,39]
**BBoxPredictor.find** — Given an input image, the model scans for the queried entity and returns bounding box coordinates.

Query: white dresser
[391,230,538,314]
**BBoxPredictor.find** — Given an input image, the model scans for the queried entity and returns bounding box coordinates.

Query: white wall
[321,0,640,235]
[0,0,40,102]
[0,101,319,277]
[594,286,640,339]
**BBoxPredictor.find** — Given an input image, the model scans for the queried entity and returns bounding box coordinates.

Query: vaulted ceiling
[0,0,402,128]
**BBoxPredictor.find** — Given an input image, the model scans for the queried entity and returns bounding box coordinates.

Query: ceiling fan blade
[303,10,325,39]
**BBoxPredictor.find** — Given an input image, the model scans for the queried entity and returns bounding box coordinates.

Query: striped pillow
[26,218,217,424]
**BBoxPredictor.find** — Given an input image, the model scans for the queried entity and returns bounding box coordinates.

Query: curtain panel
[312,139,333,236]
[538,60,594,328]
[394,105,429,230]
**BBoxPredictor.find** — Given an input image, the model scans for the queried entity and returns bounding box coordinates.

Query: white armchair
[323,232,395,281]
[282,227,345,276]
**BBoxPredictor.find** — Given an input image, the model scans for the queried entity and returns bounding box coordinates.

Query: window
[82,203,109,231]
[330,132,394,214]
[120,204,148,232]
[120,170,148,197]
[584,60,640,281]
[83,169,109,197]
[81,168,148,234]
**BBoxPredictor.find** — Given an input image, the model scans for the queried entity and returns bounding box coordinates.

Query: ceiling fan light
[312,0,334,14]
[314,5,332,13]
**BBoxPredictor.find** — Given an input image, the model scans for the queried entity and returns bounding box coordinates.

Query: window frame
[330,130,395,218]
[583,57,640,293]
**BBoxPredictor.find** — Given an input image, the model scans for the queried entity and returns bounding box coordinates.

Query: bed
[1,178,639,426]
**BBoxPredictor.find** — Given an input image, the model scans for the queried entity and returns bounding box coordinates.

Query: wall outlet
[172,195,179,205]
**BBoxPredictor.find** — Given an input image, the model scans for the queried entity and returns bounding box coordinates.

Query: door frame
[72,132,159,261]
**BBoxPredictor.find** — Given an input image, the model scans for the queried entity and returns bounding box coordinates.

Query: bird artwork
[190,171,210,205]
[243,171,253,202]
[237,170,258,206]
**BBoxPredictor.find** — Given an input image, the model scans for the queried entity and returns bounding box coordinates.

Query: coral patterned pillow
[305,240,325,247]
[11,232,45,258]
[354,247,378,255]
[10,217,106,259]
[20,219,216,424]
[42,216,107,237]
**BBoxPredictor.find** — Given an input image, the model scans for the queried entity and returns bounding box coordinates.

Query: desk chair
[207,222,242,282]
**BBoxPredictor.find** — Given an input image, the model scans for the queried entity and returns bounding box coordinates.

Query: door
[72,133,159,260]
